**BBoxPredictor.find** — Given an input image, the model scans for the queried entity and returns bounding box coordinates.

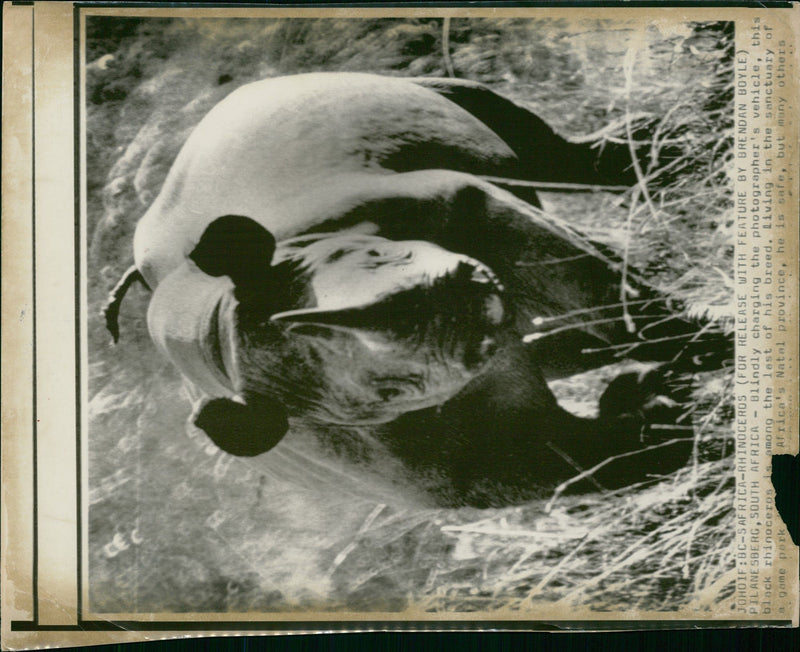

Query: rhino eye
[366,249,413,263]
[377,387,403,402]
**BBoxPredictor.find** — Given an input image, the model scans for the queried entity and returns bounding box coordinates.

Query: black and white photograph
[5,5,800,646]
[84,13,741,616]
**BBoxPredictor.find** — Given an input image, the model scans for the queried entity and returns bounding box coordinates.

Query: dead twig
[480,175,630,193]
[544,438,692,514]
[442,17,455,78]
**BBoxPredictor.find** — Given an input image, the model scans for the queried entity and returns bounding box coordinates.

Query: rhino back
[133,73,517,287]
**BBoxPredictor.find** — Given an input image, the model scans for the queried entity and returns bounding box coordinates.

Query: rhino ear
[190,215,277,287]
[193,396,289,457]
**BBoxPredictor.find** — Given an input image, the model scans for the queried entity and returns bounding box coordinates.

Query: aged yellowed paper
[2,2,798,648]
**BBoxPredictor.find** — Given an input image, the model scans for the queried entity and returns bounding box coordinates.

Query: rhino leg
[380,339,691,507]
[411,76,654,187]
